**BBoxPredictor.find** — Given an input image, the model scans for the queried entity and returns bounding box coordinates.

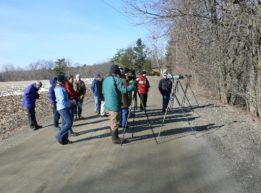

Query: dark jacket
[22,83,39,109]
[159,78,172,95]
[97,79,104,101]
[74,80,86,99]
[48,77,57,105]
[121,78,132,108]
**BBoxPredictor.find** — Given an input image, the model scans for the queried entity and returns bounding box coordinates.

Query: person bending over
[22,81,43,130]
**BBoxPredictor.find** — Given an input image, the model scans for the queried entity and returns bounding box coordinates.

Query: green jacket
[102,75,135,112]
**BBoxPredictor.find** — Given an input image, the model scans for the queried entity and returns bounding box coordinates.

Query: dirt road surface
[0,77,255,193]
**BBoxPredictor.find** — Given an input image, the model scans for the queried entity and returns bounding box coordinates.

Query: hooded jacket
[54,84,72,111]
[22,83,39,109]
[102,75,135,112]
[48,77,57,105]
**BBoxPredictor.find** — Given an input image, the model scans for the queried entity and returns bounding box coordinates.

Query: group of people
[22,64,173,145]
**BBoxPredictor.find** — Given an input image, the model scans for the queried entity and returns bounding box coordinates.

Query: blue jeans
[53,105,60,128]
[56,108,73,144]
[94,96,101,114]
[162,94,170,112]
[120,108,129,128]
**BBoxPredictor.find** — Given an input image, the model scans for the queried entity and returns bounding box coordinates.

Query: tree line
[0,59,112,82]
[124,0,261,116]
[0,37,160,82]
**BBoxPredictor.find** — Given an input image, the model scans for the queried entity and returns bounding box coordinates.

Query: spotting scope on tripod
[157,73,199,141]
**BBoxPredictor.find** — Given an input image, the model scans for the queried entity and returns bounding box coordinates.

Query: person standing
[64,75,78,135]
[158,72,173,113]
[102,64,136,144]
[137,71,150,111]
[74,74,86,119]
[22,81,43,130]
[55,75,73,145]
[96,75,107,117]
[91,74,102,115]
[120,68,132,129]
[48,77,60,129]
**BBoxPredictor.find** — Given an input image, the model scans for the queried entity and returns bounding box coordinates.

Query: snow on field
[0,78,93,97]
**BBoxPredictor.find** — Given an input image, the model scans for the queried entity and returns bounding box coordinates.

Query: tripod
[181,76,199,107]
[121,90,158,145]
[157,78,194,141]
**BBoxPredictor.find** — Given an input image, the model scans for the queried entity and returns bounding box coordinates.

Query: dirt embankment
[0,86,92,141]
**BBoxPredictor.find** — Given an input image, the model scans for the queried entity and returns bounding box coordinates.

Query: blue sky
[0,0,149,69]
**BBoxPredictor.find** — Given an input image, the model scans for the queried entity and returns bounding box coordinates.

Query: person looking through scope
[158,72,172,113]
[120,67,132,129]
[137,71,150,111]
[102,64,136,144]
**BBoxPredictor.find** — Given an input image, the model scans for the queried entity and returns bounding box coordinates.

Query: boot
[111,129,128,144]
[111,129,121,144]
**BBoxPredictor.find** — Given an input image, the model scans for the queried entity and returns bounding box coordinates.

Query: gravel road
[0,76,260,193]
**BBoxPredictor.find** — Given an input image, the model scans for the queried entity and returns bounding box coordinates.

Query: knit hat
[141,70,146,74]
[96,73,101,78]
[57,74,66,83]
[109,64,121,76]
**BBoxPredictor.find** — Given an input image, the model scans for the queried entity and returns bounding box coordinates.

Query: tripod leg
[188,84,199,106]
[178,81,193,110]
[157,95,174,141]
[137,92,158,144]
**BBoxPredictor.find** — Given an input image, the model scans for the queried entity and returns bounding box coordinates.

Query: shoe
[100,114,108,117]
[53,126,60,131]
[78,116,85,120]
[31,125,42,130]
[70,132,79,137]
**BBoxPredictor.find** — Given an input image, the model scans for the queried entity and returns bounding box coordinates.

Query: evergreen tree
[133,38,149,72]
[54,58,67,75]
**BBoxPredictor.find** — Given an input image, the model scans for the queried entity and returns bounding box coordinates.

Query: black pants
[139,93,148,111]
[26,108,38,128]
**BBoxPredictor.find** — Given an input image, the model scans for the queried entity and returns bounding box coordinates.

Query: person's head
[123,68,131,79]
[141,70,147,77]
[68,75,74,83]
[35,81,42,90]
[163,72,168,79]
[75,74,81,82]
[57,74,66,85]
[50,77,58,86]
[95,73,101,81]
[109,64,121,77]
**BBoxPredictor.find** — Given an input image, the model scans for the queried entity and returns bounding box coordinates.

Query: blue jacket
[22,83,39,109]
[91,79,99,96]
[102,76,135,112]
[48,77,57,105]
[54,85,72,111]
